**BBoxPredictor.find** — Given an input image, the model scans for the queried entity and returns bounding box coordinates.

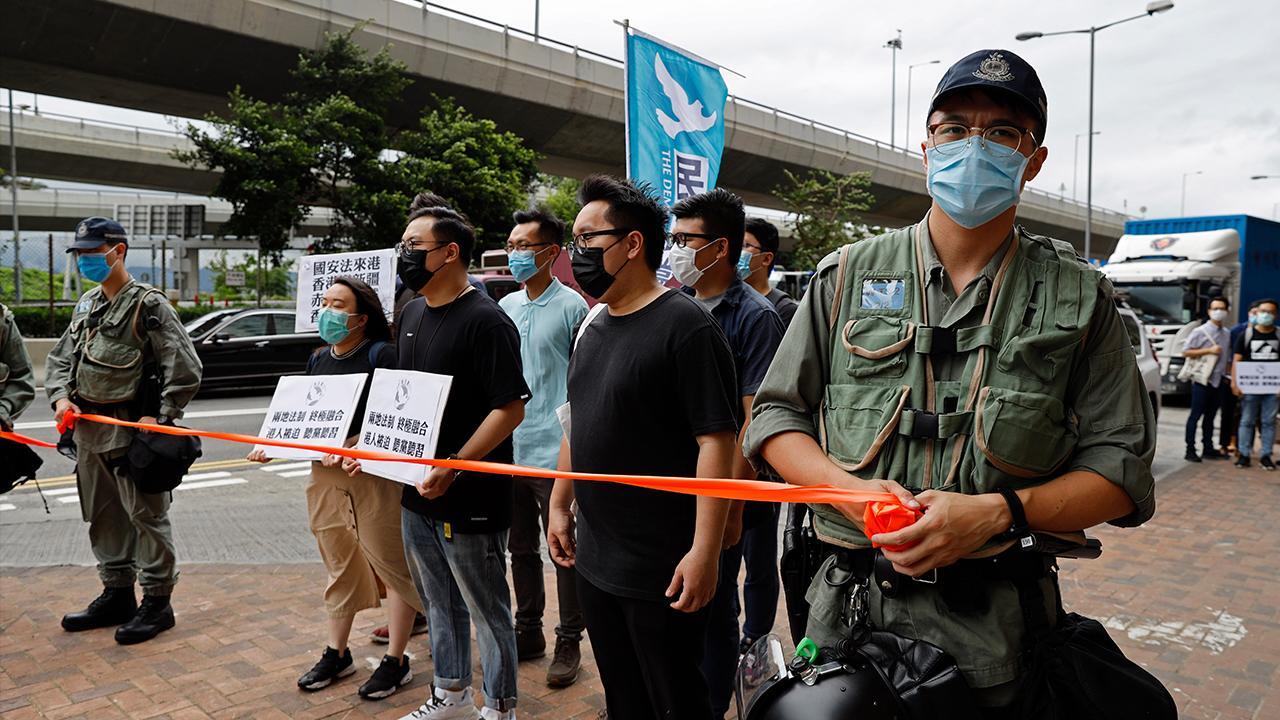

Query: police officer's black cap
[66,216,129,253]
[928,49,1048,139]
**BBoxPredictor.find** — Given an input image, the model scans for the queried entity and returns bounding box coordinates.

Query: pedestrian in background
[0,302,36,433]
[670,188,786,720]
[1232,298,1279,471]
[1183,297,1232,462]
[740,217,799,327]
[46,217,202,645]
[1222,300,1261,456]
[498,208,589,687]
[248,276,422,700]
[351,203,528,720]
[547,175,738,720]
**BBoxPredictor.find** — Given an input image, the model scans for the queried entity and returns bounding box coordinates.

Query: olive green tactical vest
[68,282,164,405]
[812,223,1101,548]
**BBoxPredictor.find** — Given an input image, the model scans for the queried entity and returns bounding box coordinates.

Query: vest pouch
[974,386,1075,479]
[995,330,1080,385]
[820,384,911,471]
[0,361,9,383]
[842,317,915,379]
[77,336,143,405]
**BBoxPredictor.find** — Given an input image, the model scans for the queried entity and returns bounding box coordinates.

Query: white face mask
[669,240,722,287]
[1209,309,1230,323]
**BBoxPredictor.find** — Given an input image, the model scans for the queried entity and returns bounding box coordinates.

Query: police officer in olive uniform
[743,50,1156,716]
[45,217,202,645]
[0,302,37,433]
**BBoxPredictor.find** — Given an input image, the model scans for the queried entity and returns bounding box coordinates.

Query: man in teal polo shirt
[498,208,590,687]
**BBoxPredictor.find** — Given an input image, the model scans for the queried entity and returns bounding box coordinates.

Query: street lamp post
[905,60,940,150]
[1180,170,1203,215]
[7,89,19,302]
[885,30,902,149]
[1017,0,1175,262]
[1074,131,1101,200]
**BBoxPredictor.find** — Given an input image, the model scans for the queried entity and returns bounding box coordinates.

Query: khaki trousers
[307,463,424,618]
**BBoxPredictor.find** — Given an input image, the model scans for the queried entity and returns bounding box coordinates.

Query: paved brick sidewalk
[2,458,1277,719]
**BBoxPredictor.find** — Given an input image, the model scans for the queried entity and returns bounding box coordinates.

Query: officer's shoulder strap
[130,286,172,342]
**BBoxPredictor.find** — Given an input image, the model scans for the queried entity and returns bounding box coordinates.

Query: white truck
[1101,215,1280,396]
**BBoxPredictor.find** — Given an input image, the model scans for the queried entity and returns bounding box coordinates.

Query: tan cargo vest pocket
[820,383,911,471]
[974,386,1076,479]
[77,332,143,404]
[842,317,915,379]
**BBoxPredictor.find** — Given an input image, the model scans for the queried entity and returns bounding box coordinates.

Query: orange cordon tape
[0,429,58,449]
[43,412,913,536]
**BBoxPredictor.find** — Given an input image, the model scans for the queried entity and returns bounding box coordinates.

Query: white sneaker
[399,686,480,720]
[479,707,516,720]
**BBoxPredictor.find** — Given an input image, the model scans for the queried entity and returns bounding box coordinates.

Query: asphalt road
[0,394,1193,568]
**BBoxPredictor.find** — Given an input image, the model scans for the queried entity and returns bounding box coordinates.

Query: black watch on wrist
[996,487,1033,549]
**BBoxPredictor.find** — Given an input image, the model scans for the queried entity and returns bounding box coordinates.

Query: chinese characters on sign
[1235,361,1280,395]
[356,368,453,486]
[294,249,396,332]
[253,374,369,460]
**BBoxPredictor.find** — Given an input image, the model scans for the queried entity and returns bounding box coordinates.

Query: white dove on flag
[653,54,718,139]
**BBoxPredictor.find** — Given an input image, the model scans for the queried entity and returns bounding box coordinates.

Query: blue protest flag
[625,29,729,208]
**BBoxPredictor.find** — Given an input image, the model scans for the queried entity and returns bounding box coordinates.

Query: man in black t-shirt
[346,205,529,720]
[1231,298,1278,471]
[546,176,739,720]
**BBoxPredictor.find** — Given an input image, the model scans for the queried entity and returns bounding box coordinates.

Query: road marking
[13,407,270,431]
[278,469,312,478]
[182,471,232,482]
[7,457,267,490]
[41,488,80,497]
[177,478,248,491]
[58,496,80,505]
[0,503,15,512]
[264,462,313,472]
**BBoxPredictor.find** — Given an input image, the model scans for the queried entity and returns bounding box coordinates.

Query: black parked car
[188,308,322,392]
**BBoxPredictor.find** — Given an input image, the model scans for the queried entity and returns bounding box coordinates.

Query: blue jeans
[1238,394,1279,459]
[401,510,518,711]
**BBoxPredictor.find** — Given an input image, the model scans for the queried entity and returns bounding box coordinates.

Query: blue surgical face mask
[736,250,754,280]
[77,250,115,283]
[317,308,352,345]
[508,247,550,283]
[926,139,1031,229]
[1256,312,1276,327]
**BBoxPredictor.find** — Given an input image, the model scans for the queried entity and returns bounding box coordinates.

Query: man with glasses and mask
[497,208,588,687]
[344,204,529,720]
[546,175,739,720]
[45,216,202,645]
[669,189,786,720]
[740,218,799,327]
[744,50,1157,715]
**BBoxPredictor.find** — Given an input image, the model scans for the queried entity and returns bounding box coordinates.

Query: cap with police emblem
[67,216,129,253]
[928,49,1048,139]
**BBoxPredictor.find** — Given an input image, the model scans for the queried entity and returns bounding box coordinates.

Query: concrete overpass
[0,0,1127,256]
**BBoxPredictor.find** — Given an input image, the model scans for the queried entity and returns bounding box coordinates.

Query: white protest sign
[356,368,453,486]
[294,249,396,332]
[1236,361,1280,395]
[253,374,369,460]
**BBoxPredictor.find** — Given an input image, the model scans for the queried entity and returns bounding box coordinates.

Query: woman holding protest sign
[247,276,423,700]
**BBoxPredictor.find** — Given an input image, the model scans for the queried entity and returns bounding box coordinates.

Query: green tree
[538,174,583,230]
[208,251,293,300]
[178,30,539,257]
[774,169,876,270]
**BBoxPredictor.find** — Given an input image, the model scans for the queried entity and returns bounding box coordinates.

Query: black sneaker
[359,654,412,699]
[1202,448,1227,460]
[546,636,581,687]
[1262,456,1277,471]
[516,626,546,661]
[298,647,355,691]
[1236,456,1252,469]
[114,595,175,645]
[1185,449,1202,463]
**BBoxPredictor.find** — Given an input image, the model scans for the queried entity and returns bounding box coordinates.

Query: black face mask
[396,245,446,293]
[571,239,629,300]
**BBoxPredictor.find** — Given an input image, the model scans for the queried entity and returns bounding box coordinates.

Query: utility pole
[885,30,902,149]
[7,89,20,301]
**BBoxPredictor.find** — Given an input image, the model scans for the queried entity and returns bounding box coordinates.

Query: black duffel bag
[126,422,202,494]
[0,435,43,494]
[1012,573,1177,719]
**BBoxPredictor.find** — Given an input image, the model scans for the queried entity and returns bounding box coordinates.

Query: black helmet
[737,635,900,720]
[126,426,201,494]
[0,436,43,494]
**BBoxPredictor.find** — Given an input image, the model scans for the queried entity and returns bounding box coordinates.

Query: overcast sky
[11,0,1280,221]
